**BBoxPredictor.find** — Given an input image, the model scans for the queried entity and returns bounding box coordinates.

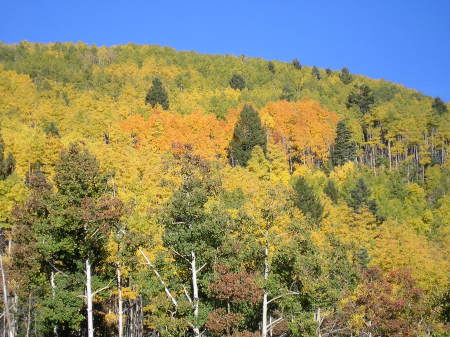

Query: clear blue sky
[1,0,449,101]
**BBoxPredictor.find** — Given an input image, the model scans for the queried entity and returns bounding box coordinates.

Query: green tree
[292,58,302,70]
[346,84,375,115]
[43,121,60,138]
[267,61,276,74]
[145,78,169,110]
[229,105,267,167]
[229,74,246,91]
[280,82,297,102]
[348,178,378,214]
[324,179,339,204]
[0,134,15,180]
[330,120,357,166]
[431,97,448,115]
[292,177,323,222]
[312,66,321,80]
[339,67,353,84]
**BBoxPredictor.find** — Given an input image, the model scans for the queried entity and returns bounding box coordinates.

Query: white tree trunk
[85,259,94,337]
[50,272,58,337]
[0,254,14,337]
[262,243,269,337]
[191,251,200,337]
[117,267,123,337]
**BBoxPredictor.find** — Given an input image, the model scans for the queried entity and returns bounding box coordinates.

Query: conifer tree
[348,178,378,214]
[312,66,321,80]
[432,97,448,115]
[292,58,302,70]
[347,84,375,114]
[339,67,353,84]
[229,74,246,91]
[0,134,15,180]
[44,121,60,137]
[229,105,267,167]
[145,78,169,110]
[292,177,323,222]
[267,61,276,74]
[330,120,357,166]
[324,179,339,204]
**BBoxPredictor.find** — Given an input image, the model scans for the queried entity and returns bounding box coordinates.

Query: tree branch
[267,291,299,304]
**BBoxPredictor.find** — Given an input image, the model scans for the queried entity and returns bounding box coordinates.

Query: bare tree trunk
[0,254,13,337]
[85,259,94,337]
[50,272,58,337]
[25,295,32,337]
[191,251,200,337]
[117,267,123,337]
[262,243,269,337]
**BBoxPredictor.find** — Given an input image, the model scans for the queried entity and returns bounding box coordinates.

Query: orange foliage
[262,99,339,165]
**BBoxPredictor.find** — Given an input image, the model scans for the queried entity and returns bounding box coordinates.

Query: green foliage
[229,73,246,91]
[280,82,298,102]
[339,66,353,84]
[348,178,378,214]
[432,97,448,115]
[145,77,169,110]
[330,120,357,167]
[0,134,15,180]
[292,176,324,222]
[347,84,375,114]
[311,66,321,80]
[324,179,339,204]
[291,58,302,70]
[43,121,60,138]
[267,61,276,74]
[229,105,267,167]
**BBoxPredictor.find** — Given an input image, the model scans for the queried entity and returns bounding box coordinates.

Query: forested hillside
[0,42,448,337]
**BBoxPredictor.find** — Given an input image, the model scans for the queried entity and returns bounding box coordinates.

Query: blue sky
[1,0,449,101]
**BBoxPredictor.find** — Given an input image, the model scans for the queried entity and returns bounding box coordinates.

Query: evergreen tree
[292,58,302,70]
[229,105,267,167]
[339,67,353,84]
[44,121,60,137]
[312,66,321,80]
[280,82,297,102]
[145,78,169,110]
[0,134,15,180]
[292,177,323,222]
[330,120,357,166]
[324,180,339,204]
[347,84,375,115]
[229,74,246,90]
[325,68,332,76]
[432,97,448,115]
[348,178,378,214]
[267,61,276,74]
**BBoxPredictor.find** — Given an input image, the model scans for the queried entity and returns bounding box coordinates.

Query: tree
[346,84,375,114]
[291,58,302,70]
[339,67,353,84]
[229,74,246,91]
[145,78,169,110]
[267,61,276,74]
[279,82,297,102]
[431,97,448,115]
[348,178,378,214]
[324,180,339,204]
[0,134,15,180]
[292,177,323,222]
[330,120,357,167]
[312,66,321,80]
[229,105,267,167]
[43,121,60,138]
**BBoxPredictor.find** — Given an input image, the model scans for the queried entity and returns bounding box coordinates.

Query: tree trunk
[191,251,200,337]
[85,259,94,337]
[0,254,14,337]
[262,243,269,337]
[117,267,123,337]
[50,272,58,337]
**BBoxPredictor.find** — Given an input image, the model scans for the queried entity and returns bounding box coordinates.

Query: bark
[191,251,200,337]
[117,267,123,337]
[262,243,269,337]
[0,254,14,337]
[50,272,58,337]
[85,259,94,337]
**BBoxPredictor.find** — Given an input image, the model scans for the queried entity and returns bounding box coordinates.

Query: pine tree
[339,67,353,84]
[292,176,323,222]
[44,121,60,137]
[229,74,246,90]
[347,84,375,115]
[229,105,267,167]
[432,97,448,115]
[292,58,302,70]
[312,66,321,80]
[0,134,15,180]
[280,82,297,102]
[330,120,357,166]
[324,179,339,204]
[145,78,169,110]
[268,61,276,74]
[348,178,378,214]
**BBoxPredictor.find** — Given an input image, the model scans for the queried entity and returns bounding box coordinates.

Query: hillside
[0,42,449,337]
